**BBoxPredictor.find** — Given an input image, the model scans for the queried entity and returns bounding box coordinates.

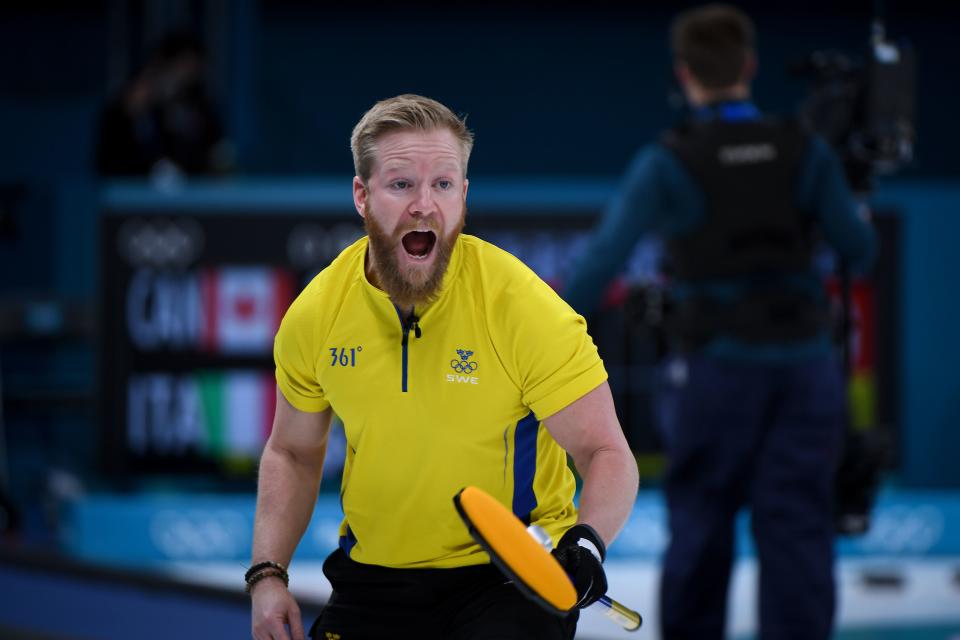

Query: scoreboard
[100,213,366,476]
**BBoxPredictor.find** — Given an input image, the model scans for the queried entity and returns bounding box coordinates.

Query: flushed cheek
[366,200,404,230]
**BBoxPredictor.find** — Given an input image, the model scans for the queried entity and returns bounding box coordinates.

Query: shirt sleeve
[562,143,701,317]
[274,286,330,413]
[495,262,608,420]
[797,135,878,273]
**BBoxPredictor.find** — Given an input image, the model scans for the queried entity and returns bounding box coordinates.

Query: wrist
[245,560,290,594]
[561,523,606,563]
[555,523,609,609]
[246,570,289,595]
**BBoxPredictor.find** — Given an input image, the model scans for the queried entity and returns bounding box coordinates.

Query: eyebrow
[380,159,463,174]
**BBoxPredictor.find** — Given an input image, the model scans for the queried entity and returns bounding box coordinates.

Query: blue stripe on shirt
[338,525,357,554]
[512,411,539,525]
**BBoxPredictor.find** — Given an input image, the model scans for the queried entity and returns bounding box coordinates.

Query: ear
[462,177,469,201]
[353,176,367,218]
[674,62,692,87]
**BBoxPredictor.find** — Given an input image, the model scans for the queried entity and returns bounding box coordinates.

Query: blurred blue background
[1,1,959,638]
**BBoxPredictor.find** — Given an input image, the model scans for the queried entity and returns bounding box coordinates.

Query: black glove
[551,523,608,608]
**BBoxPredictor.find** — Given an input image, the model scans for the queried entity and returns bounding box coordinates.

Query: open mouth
[401,230,437,259]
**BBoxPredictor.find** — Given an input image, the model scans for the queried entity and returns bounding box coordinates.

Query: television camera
[790,19,915,194]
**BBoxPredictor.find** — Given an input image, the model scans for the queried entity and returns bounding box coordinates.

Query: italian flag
[196,371,277,457]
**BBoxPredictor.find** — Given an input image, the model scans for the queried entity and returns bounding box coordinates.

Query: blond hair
[350,94,474,182]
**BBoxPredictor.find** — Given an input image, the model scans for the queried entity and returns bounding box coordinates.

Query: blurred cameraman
[564,4,877,639]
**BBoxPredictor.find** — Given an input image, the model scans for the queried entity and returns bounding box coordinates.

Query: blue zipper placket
[394,305,421,392]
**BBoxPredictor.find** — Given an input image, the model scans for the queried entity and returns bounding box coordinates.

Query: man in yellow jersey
[248,94,639,640]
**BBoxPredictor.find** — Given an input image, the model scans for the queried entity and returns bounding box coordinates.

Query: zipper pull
[406,309,422,339]
[400,309,420,346]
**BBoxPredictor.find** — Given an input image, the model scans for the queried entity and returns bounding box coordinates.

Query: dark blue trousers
[656,354,845,640]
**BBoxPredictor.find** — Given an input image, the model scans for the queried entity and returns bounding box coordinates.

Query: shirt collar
[693,100,760,122]
[434,233,464,304]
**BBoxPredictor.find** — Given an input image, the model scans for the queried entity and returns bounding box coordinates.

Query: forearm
[563,148,662,317]
[806,137,878,272]
[251,442,325,565]
[573,446,639,547]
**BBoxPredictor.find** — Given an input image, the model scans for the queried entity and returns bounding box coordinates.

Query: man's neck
[686,84,750,108]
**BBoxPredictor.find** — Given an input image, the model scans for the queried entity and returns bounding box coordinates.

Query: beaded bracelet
[244,568,289,594]
[244,560,287,583]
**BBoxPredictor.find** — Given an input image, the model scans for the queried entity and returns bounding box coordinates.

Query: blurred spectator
[0,486,19,540]
[95,30,234,180]
[564,4,877,639]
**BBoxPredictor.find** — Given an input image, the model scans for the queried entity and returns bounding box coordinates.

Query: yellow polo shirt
[274,233,607,568]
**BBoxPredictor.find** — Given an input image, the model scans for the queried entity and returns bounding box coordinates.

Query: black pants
[309,548,579,640]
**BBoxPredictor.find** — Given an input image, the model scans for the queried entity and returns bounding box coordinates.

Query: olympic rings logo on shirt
[450,359,479,373]
[451,348,479,374]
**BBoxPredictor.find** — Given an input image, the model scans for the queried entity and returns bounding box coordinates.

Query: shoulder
[637,140,676,166]
[283,236,366,326]
[638,137,689,172]
[457,234,541,289]
[634,140,697,190]
[458,235,572,319]
[603,143,682,194]
[305,235,365,288]
[459,233,525,267]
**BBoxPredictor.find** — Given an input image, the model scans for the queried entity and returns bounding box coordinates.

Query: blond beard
[364,204,465,310]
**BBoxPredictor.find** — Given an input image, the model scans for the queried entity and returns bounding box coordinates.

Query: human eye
[435,179,453,190]
[390,180,411,191]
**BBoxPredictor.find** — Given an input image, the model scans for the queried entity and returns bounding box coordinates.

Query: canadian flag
[200,267,294,355]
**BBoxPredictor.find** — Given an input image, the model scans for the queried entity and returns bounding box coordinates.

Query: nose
[409,183,436,217]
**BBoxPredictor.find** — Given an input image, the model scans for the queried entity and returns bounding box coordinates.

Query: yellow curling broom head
[453,485,577,615]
